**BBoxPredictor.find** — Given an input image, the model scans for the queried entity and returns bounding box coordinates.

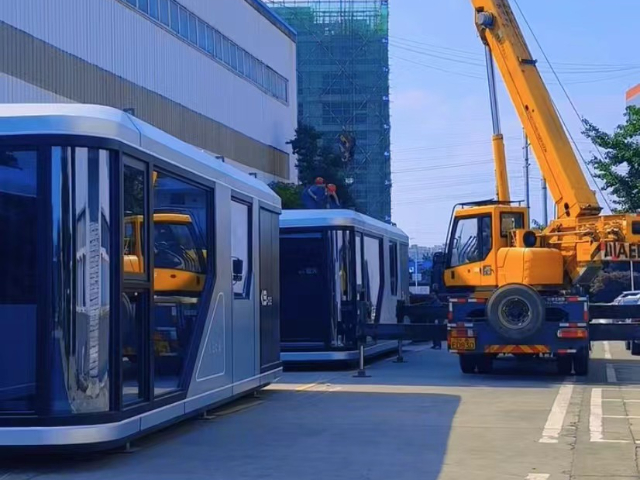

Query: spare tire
[486,284,545,341]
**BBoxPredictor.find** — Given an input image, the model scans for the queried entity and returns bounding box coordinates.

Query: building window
[158,0,169,24]
[231,200,251,298]
[205,25,214,55]
[229,42,238,70]
[118,0,289,103]
[188,13,197,45]
[169,0,179,33]
[179,6,189,40]
[149,0,159,19]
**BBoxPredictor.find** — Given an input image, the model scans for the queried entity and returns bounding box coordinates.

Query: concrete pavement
[2,341,640,479]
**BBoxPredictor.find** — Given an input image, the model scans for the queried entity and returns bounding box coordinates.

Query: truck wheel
[459,354,476,374]
[486,284,545,341]
[573,350,589,376]
[557,356,572,375]
[631,342,640,356]
[476,355,494,374]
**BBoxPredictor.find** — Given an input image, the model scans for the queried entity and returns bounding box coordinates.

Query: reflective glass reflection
[123,163,146,275]
[71,148,111,412]
[364,236,382,321]
[231,200,250,298]
[51,147,111,414]
[152,171,210,396]
[0,149,38,412]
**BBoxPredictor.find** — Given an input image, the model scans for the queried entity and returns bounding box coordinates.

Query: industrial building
[0,0,298,183]
[266,0,392,222]
[627,84,640,108]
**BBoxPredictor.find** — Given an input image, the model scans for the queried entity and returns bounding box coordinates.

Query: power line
[510,0,613,212]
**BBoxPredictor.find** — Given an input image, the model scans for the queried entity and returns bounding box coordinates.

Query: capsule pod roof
[0,103,280,209]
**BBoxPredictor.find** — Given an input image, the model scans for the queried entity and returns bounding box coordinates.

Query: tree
[287,123,355,208]
[269,182,303,209]
[582,105,640,213]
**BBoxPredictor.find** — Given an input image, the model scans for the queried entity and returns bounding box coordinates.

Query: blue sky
[389,0,640,246]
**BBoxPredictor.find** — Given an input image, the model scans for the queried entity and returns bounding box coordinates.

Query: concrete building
[627,84,640,108]
[267,0,391,222]
[0,0,298,183]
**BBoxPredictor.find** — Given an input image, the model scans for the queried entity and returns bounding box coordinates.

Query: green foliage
[582,106,640,213]
[269,182,304,209]
[287,123,355,209]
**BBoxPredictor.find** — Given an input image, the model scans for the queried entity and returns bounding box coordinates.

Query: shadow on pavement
[1,389,461,480]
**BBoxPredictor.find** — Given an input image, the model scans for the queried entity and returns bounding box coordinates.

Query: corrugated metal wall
[0,0,297,181]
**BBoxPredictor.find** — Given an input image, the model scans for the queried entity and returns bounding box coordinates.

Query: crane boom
[471,0,601,219]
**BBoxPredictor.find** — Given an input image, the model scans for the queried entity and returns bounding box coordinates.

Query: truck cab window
[450,217,479,267]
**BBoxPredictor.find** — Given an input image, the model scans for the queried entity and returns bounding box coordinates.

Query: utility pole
[414,244,419,289]
[523,130,530,226]
[541,179,548,226]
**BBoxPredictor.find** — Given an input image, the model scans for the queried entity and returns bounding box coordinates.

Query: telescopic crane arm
[471,0,601,219]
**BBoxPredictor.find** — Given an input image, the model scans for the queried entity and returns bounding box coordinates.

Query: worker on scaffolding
[326,184,340,209]
[302,177,327,209]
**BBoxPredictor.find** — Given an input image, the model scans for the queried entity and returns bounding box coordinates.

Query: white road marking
[589,387,631,443]
[590,388,604,442]
[606,364,618,383]
[603,399,640,402]
[526,474,550,480]
[539,384,574,443]
[603,341,612,359]
[604,415,640,419]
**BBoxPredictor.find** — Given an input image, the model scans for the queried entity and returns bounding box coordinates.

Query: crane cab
[442,201,564,294]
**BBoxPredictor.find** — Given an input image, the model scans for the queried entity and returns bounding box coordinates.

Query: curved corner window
[0,149,38,412]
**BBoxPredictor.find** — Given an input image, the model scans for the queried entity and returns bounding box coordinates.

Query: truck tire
[486,284,545,342]
[459,354,476,374]
[631,341,640,356]
[557,356,572,375]
[573,350,589,376]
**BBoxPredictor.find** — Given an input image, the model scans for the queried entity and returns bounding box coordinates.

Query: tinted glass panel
[279,233,329,343]
[363,236,382,321]
[389,241,398,296]
[231,200,251,298]
[138,0,148,14]
[122,291,146,405]
[152,171,210,396]
[0,149,38,412]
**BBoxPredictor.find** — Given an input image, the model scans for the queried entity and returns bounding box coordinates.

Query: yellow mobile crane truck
[423,0,640,375]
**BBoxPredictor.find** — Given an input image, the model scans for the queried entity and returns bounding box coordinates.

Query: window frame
[447,214,492,268]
